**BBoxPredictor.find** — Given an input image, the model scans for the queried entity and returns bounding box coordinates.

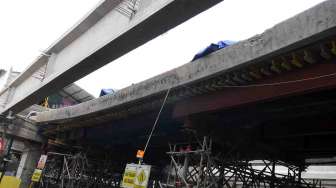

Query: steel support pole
[270,161,276,188]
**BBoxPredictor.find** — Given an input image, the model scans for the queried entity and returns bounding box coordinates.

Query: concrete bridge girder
[36,0,336,123]
[0,0,223,114]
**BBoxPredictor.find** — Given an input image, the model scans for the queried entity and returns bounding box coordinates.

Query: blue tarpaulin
[99,89,117,97]
[192,40,236,61]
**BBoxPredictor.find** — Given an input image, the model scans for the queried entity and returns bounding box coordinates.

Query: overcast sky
[0,0,325,97]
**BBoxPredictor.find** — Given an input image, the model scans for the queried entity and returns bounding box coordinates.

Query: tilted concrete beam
[0,0,223,114]
[36,0,336,124]
[0,117,44,143]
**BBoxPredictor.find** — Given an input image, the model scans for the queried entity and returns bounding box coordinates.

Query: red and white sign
[0,138,6,154]
[37,155,48,169]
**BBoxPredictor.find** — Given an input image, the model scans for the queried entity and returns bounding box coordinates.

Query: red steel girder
[173,63,336,118]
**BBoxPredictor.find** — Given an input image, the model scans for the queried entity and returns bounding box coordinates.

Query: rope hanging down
[143,88,171,155]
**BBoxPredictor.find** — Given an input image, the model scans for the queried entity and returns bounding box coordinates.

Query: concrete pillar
[16,152,27,179]
[16,142,41,188]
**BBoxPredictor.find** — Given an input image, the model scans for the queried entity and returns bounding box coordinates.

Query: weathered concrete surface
[0,105,46,142]
[0,0,223,114]
[16,143,42,188]
[0,116,44,143]
[4,117,45,142]
[36,0,336,123]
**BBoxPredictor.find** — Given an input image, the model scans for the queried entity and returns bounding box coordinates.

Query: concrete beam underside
[36,0,336,123]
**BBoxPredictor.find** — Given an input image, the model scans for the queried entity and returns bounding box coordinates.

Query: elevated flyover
[33,0,336,164]
[37,0,336,125]
[32,1,336,186]
[0,0,223,114]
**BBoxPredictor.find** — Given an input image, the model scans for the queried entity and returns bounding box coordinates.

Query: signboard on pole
[121,164,151,188]
[37,155,48,169]
[31,169,42,182]
[31,154,48,183]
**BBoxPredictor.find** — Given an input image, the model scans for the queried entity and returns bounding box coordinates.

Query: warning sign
[134,165,151,188]
[137,170,146,184]
[121,164,151,188]
[31,169,42,182]
[122,164,137,188]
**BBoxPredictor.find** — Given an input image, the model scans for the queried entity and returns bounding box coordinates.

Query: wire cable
[143,88,171,154]
[142,71,336,153]
[181,72,336,89]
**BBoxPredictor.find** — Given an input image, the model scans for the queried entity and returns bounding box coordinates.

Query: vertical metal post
[182,154,189,183]
[217,165,225,188]
[196,137,206,188]
[166,144,174,185]
[270,161,276,188]
[298,167,302,185]
[5,137,13,157]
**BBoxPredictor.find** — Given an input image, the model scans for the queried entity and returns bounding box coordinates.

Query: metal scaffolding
[164,136,323,188]
[38,152,123,188]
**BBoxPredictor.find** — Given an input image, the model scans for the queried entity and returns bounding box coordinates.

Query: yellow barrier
[0,176,21,188]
